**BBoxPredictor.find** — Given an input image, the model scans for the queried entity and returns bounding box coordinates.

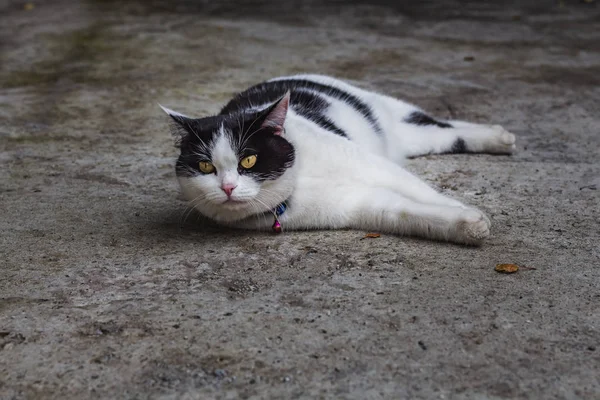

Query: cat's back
[220,75,384,148]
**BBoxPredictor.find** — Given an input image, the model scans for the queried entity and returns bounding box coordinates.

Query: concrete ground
[1,0,599,398]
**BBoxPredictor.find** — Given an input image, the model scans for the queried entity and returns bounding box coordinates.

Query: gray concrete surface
[1,0,599,398]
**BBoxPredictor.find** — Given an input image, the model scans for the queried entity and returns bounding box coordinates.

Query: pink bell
[272,220,282,233]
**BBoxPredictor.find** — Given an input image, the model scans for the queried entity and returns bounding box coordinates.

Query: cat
[160,74,516,245]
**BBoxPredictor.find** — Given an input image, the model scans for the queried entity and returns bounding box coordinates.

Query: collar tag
[272,202,287,234]
[275,203,287,216]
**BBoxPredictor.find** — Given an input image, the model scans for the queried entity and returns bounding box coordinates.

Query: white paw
[488,125,516,154]
[455,209,491,245]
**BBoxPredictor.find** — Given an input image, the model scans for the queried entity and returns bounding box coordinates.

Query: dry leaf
[362,233,381,239]
[495,263,519,274]
[24,3,35,10]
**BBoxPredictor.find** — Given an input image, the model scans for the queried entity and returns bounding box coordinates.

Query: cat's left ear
[261,91,290,135]
[159,104,193,125]
[159,104,195,146]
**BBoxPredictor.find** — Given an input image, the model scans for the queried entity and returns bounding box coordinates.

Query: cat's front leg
[230,183,490,244]
[303,186,491,245]
[349,189,491,244]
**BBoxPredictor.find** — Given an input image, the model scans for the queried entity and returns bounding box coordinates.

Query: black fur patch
[238,126,295,182]
[450,138,467,153]
[288,89,347,137]
[220,79,381,136]
[405,111,453,128]
[171,109,295,181]
[171,115,221,177]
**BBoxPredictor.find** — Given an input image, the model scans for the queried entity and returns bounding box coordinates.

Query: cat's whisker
[255,188,287,200]
[236,116,244,152]
[179,193,211,226]
[179,194,202,223]
[251,197,277,229]
[239,115,270,150]
[247,199,270,230]
[238,110,266,149]
[179,204,196,227]
[180,201,200,227]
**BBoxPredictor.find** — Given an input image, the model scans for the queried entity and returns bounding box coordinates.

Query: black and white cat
[161,75,516,245]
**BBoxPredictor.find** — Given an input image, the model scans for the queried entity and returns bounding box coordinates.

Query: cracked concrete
[1,0,599,398]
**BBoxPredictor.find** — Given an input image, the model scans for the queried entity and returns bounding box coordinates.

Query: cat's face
[163,94,296,222]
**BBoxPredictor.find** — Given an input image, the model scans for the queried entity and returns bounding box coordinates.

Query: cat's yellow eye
[240,155,257,169]
[198,161,215,174]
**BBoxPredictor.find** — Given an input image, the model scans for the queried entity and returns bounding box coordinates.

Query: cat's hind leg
[398,112,516,158]
[377,96,517,158]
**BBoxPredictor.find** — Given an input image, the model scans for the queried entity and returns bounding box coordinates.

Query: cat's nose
[221,185,236,197]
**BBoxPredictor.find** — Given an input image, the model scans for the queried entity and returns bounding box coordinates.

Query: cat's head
[161,93,296,222]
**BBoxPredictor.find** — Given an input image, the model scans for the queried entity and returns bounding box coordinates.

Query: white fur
[169,75,517,245]
[158,104,189,118]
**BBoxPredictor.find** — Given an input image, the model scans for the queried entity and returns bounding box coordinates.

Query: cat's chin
[209,208,264,223]
[222,198,248,205]
[220,199,252,210]
[199,201,269,223]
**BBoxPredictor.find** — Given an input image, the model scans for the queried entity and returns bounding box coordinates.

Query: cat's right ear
[159,104,193,146]
[260,91,290,135]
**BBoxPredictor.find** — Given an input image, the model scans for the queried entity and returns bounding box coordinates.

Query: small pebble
[214,369,227,379]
